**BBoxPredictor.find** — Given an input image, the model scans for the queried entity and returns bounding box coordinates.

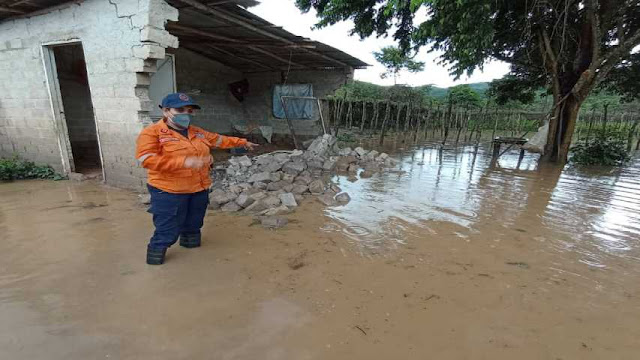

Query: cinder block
[9,38,22,49]
[141,26,178,48]
[114,85,134,97]
[124,58,145,72]
[132,43,165,60]
[135,72,151,86]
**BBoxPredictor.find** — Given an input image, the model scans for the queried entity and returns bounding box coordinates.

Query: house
[0,0,367,189]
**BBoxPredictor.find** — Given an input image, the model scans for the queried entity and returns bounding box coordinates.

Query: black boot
[146,246,167,265]
[179,233,201,248]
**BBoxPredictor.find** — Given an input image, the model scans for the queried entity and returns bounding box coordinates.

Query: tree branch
[570,0,602,100]
[595,29,640,86]
[490,52,542,70]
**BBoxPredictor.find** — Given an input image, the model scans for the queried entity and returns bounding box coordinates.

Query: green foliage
[0,157,63,181]
[373,46,425,84]
[601,53,640,103]
[332,80,493,106]
[333,81,433,104]
[488,75,539,106]
[582,90,621,111]
[336,132,356,143]
[448,84,482,108]
[571,138,631,166]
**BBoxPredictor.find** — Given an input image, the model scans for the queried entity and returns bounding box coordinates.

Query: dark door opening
[51,44,102,176]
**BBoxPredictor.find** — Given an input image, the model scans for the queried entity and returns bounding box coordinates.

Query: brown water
[1,142,640,359]
[326,141,640,264]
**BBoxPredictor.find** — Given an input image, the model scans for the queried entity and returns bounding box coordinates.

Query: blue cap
[159,93,201,109]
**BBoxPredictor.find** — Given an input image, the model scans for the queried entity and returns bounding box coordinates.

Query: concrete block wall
[243,68,352,138]
[172,48,245,134]
[0,0,179,190]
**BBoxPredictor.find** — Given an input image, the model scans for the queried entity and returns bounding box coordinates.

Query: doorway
[43,42,103,178]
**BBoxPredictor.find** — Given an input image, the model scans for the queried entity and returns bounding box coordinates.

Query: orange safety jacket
[135,119,247,194]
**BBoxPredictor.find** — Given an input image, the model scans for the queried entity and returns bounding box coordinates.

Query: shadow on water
[323,139,640,268]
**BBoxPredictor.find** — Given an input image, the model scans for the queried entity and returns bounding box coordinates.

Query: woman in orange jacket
[136,93,257,265]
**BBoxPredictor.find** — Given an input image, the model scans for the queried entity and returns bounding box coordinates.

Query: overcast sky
[249,0,511,88]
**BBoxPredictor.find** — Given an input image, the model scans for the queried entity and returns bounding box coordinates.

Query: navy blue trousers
[147,185,209,250]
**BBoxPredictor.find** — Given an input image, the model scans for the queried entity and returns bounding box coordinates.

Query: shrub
[570,138,631,166]
[0,157,64,181]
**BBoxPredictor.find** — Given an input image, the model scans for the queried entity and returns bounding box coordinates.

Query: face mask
[171,113,192,129]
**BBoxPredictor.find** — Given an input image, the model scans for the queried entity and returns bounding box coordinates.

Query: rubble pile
[208,134,397,227]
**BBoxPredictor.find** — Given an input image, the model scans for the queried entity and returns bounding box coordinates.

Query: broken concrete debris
[335,192,351,204]
[207,134,398,228]
[258,216,289,229]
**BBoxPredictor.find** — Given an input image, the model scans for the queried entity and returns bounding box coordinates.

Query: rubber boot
[179,233,201,248]
[146,246,167,265]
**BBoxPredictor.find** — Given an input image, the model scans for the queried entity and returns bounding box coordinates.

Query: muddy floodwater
[2,141,640,359]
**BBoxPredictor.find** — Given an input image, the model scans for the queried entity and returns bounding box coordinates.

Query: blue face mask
[171,113,192,129]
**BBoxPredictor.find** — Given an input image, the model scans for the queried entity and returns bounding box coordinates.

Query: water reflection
[324,141,640,268]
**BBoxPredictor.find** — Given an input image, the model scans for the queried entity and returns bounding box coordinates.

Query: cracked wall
[0,0,178,189]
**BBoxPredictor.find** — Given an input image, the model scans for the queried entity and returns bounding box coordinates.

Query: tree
[373,46,424,85]
[601,53,640,103]
[448,85,482,109]
[296,0,640,163]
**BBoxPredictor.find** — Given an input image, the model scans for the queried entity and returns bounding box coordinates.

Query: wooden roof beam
[205,44,276,70]
[181,45,252,71]
[201,41,316,49]
[177,0,350,68]
[167,23,239,42]
[247,46,306,68]
[0,6,25,14]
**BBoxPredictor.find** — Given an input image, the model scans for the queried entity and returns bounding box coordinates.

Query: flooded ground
[2,141,640,359]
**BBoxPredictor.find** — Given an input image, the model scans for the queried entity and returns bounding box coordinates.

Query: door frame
[41,40,105,179]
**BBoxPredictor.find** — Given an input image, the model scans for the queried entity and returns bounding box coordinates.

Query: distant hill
[333,80,492,103]
[428,82,490,99]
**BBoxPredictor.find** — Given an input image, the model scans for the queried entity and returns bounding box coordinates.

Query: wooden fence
[319,98,640,149]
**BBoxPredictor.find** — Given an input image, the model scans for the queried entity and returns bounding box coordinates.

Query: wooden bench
[492,137,528,160]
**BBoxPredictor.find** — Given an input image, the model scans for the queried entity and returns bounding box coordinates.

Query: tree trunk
[542,95,582,163]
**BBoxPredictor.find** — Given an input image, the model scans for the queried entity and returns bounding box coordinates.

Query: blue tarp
[272,84,314,119]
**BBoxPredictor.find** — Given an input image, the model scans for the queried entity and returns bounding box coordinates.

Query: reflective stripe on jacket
[135,119,247,193]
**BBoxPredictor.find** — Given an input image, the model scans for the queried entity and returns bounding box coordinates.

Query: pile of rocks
[208,134,397,227]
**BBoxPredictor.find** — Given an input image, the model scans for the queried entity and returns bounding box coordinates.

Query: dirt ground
[1,175,639,360]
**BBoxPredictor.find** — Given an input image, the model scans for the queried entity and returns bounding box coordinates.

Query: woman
[136,93,257,265]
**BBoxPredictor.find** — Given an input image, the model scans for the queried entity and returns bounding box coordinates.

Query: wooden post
[627,115,639,153]
[405,104,412,135]
[379,101,391,145]
[517,148,525,169]
[413,107,423,142]
[491,108,499,141]
[317,98,327,135]
[360,101,367,132]
[372,101,379,131]
[395,103,403,134]
[492,140,500,159]
[586,109,595,145]
[602,103,610,138]
[424,107,432,139]
[433,105,441,139]
[280,97,300,149]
